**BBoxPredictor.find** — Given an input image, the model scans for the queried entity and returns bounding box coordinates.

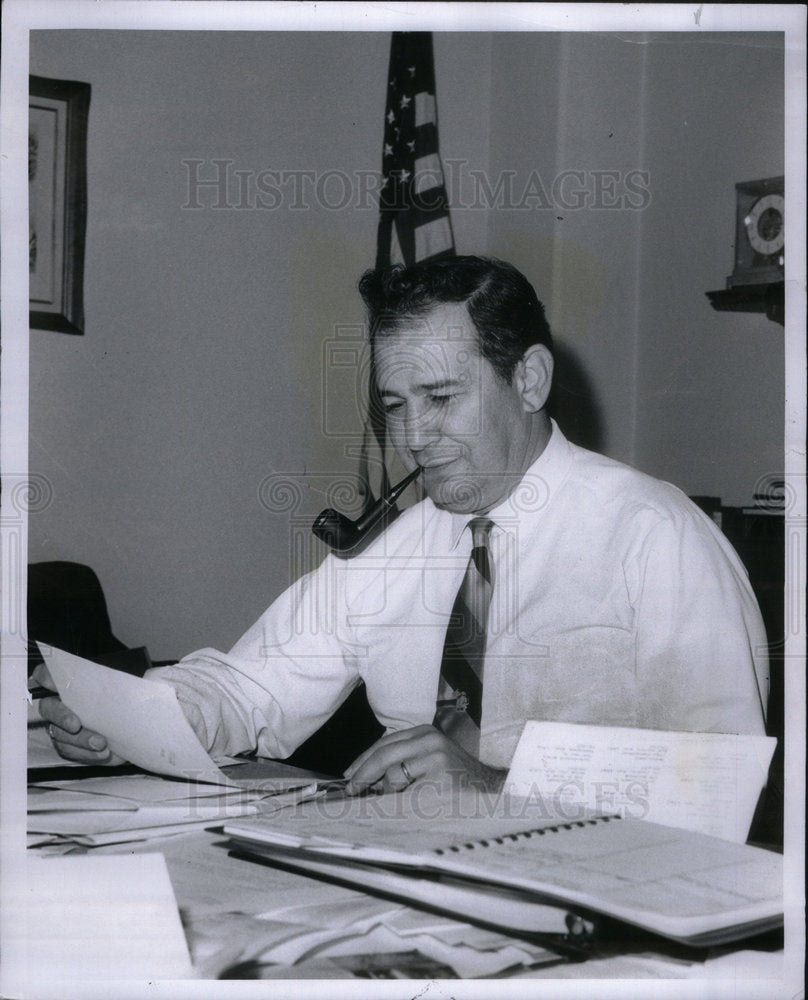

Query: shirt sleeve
[146,557,361,760]
[627,505,768,735]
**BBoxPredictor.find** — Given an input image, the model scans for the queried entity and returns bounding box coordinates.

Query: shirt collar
[443,419,574,549]
[448,511,473,550]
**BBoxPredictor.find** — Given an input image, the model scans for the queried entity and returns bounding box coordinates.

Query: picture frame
[29,75,91,335]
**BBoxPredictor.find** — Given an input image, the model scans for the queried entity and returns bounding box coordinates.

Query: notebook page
[430,817,783,942]
[225,785,594,862]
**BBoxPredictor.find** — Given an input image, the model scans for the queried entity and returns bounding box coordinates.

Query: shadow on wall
[548,339,604,454]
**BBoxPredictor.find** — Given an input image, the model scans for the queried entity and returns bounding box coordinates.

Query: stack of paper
[186,888,564,978]
[27,771,339,848]
[27,773,264,847]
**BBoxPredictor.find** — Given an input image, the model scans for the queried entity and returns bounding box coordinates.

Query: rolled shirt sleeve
[148,556,362,760]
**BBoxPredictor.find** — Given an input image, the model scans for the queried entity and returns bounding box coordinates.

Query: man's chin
[423,476,487,514]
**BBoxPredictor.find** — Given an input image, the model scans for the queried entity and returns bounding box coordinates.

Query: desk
[24,743,787,986]
[104,827,784,983]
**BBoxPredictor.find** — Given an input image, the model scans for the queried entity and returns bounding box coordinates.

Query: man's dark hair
[358,255,553,384]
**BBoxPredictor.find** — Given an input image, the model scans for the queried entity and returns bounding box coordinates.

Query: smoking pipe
[312,467,420,553]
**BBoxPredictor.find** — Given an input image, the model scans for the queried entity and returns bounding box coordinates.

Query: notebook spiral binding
[432,814,620,855]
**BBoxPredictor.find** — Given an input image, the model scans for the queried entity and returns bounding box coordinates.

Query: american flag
[358,32,456,512]
[376,32,456,268]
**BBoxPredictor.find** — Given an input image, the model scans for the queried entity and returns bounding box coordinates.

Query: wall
[633,33,784,501]
[485,32,784,499]
[28,29,784,659]
[486,32,648,461]
[28,30,492,659]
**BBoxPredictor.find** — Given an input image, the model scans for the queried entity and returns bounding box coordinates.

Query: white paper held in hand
[38,643,235,786]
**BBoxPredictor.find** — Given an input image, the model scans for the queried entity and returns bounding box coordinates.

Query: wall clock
[728,176,784,288]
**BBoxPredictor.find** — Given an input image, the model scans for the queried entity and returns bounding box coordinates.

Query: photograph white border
[2,4,805,999]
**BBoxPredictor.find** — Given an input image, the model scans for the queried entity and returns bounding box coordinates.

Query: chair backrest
[27,561,128,672]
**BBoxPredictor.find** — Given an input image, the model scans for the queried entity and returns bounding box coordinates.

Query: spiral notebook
[224,788,783,947]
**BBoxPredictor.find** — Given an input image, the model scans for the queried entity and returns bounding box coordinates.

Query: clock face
[744,193,785,256]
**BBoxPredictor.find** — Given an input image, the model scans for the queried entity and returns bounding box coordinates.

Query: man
[37,257,768,793]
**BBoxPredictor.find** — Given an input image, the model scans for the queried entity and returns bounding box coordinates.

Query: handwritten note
[505,721,776,842]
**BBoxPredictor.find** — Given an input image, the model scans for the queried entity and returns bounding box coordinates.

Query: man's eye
[383,401,403,414]
[430,394,456,406]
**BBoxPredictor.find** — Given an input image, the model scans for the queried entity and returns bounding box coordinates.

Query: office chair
[27,561,151,677]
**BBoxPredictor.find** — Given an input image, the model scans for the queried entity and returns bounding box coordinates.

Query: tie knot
[469,517,494,549]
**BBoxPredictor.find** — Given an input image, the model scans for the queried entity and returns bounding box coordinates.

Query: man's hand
[32,663,126,765]
[33,663,209,765]
[343,725,507,795]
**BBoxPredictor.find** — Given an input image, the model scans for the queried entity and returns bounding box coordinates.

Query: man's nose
[404,409,440,453]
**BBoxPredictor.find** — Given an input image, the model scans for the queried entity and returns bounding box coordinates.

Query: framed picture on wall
[29,75,90,335]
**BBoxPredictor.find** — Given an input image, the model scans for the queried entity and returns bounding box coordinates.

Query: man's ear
[514,344,553,413]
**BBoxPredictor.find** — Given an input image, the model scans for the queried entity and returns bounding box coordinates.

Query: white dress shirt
[150,422,768,767]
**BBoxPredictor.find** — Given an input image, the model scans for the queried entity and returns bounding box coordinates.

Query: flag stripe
[414,122,439,153]
[415,216,455,261]
[414,152,443,194]
[414,91,436,127]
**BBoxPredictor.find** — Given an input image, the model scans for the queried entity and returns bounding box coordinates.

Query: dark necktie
[433,517,494,754]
